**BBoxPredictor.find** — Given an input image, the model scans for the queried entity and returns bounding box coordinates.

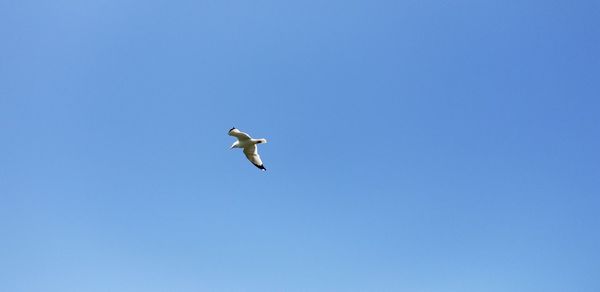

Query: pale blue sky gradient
[1,0,599,291]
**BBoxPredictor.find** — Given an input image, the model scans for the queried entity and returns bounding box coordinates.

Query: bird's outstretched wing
[243,145,266,171]
[228,127,251,141]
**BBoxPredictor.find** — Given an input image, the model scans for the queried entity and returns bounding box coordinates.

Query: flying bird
[228,127,268,171]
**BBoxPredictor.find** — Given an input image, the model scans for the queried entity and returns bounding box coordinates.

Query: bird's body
[228,127,268,171]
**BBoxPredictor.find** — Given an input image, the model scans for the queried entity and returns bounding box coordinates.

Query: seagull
[228,127,268,171]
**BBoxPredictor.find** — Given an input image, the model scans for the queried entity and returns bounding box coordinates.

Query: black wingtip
[253,163,266,171]
[229,127,236,133]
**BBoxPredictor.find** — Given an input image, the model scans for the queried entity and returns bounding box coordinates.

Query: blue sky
[1,0,599,291]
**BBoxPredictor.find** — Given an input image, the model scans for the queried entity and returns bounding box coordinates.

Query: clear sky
[1,0,599,291]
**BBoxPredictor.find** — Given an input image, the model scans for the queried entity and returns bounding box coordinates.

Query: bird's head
[230,141,239,149]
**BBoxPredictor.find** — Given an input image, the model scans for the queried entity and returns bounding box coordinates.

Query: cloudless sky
[1,0,599,291]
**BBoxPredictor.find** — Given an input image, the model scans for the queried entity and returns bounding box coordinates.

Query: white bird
[228,127,268,171]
